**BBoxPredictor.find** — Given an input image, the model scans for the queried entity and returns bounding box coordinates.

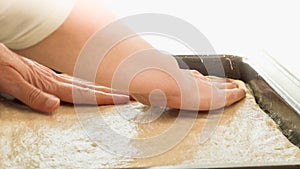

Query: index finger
[224,88,246,107]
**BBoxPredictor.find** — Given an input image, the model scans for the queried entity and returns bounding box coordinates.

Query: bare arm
[15,0,245,110]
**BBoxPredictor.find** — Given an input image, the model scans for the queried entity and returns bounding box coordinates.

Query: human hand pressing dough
[130,68,246,111]
[0,41,244,113]
[0,44,129,113]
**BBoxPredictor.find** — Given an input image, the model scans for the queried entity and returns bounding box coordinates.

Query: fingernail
[45,97,60,110]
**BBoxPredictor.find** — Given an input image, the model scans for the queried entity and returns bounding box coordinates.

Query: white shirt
[0,0,75,50]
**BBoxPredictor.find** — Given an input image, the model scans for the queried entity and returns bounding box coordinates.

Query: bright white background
[101,0,300,78]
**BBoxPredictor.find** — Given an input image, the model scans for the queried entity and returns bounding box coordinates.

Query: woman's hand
[130,69,246,111]
[13,0,245,111]
[0,44,129,113]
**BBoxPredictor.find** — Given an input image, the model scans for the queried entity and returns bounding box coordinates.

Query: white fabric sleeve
[0,0,75,50]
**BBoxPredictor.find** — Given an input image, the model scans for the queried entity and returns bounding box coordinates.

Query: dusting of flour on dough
[0,80,299,168]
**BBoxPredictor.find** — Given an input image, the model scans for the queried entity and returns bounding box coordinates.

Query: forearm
[14,0,117,76]
[14,0,183,92]
[14,0,246,110]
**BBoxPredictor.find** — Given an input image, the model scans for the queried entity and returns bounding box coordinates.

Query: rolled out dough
[0,80,299,168]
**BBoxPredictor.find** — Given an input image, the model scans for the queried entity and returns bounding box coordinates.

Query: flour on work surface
[0,80,299,168]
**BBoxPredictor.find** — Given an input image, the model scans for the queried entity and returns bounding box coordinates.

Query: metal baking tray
[157,54,299,169]
[1,55,298,168]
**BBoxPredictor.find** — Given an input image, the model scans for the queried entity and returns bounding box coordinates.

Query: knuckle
[0,71,24,94]
[50,72,60,81]
[27,88,42,105]
[47,81,58,93]
[0,47,14,66]
[0,43,7,53]
[24,68,57,93]
[41,79,57,93]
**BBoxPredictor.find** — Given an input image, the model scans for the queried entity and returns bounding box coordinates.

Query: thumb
[13,82,60,113]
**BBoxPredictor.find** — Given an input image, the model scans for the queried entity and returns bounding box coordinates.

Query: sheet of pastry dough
[0,80,299,168]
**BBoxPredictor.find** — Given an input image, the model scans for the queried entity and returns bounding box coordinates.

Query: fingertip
[235,88,247,101]
[45,96,60,113]
[232,82,239,88]
[223,88,246,107]
[239,88,247,97]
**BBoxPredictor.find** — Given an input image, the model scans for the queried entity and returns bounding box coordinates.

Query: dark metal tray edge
[170,54,300,168]
[174,54,300,148]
